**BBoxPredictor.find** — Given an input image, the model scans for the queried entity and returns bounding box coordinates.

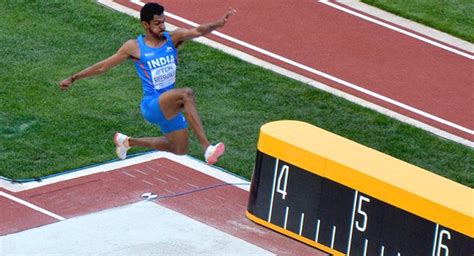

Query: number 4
[277,165,289,199]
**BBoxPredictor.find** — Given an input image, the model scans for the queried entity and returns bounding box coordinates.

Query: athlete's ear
[141,21,149,30]
[175,40,183,49]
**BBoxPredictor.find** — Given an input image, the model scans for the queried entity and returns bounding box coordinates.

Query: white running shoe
[204,142,225,165]
[114,132,130,160]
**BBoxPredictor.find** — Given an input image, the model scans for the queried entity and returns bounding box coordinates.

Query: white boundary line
[320,0,473,59]
[97,0,473,147]
[268,158,279,222]
[337,1,473,53]
[0,191,65,221]
[432,223,440,256]
[0,151,250,192]
[346,190,359,255]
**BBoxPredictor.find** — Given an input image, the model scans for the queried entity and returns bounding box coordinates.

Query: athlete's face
[144,14,166,38]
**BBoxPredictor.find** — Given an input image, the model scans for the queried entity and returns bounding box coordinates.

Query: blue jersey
[133,33,178,97]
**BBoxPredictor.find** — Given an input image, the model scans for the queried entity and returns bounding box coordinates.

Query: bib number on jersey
[151,63,176,90]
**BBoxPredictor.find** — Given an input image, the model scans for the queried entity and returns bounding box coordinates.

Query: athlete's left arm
[171,8,236,47]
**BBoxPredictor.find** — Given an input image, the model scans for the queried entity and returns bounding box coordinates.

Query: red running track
[116,0,473,142]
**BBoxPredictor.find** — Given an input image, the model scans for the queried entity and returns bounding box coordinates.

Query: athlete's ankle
[201,143,211,152]
[123,137,131,148]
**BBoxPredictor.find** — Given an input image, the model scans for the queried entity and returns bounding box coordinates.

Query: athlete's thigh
[159,88,189,120]
[165,128,189,153]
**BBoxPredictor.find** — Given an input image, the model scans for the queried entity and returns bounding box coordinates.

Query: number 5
[356,195,370,232]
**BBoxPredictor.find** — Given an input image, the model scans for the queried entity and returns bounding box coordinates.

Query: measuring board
[246,120,473,255]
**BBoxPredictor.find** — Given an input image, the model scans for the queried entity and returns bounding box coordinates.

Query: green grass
[0,1,472,187]
[362,0,474,43]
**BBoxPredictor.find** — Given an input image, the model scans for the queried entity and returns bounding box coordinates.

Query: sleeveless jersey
[133,33,178,97]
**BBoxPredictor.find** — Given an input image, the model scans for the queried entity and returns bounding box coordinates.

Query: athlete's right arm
[60,40,138,90]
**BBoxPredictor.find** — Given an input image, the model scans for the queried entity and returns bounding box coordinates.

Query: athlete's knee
[170,142,189,155]
[181,87,195,102]
[182,87,193,96]
[175,148,188,155]
[173,146,188,155]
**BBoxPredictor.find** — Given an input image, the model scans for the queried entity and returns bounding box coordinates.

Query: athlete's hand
[59,77,74,90]
[218,8,236,27]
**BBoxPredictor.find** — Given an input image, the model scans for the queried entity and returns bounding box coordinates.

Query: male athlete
[60,3,236,164]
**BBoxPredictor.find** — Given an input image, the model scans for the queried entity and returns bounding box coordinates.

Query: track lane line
[320,0,473,59]
[0,191,65,221]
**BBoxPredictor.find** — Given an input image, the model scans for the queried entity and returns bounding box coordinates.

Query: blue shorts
[140,95,188,134]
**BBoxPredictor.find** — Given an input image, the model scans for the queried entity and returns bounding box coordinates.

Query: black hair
[140,3,164,22]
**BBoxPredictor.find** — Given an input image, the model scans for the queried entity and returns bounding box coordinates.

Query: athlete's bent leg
[159,88,210,151]
[164,128,189,155]
[159,88,225,164]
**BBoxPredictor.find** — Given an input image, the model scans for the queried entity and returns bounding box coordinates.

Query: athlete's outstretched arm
[171,8,236,47]
[59,40,137,90]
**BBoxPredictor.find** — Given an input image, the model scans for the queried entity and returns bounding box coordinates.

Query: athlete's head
[140,3,166,38]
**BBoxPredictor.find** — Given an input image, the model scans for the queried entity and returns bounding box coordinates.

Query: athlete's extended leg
[129,128,189,154]
[115,129,188,160]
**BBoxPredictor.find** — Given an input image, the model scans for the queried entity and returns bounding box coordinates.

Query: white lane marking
[130,0,143,7]
[432,223,439,256]
[347,190,359,255]
[299,213,305,235]
[165,174,179,181]
[339,0,472,52]
[319,0,473,59]
[331,226,337,248]
[268,158,280,222]
[130,0,473,136]
[363,239,369,256]
[121,171,136,178]
[186,182,199,189]
[141,180,155,186]
[315,219,321,242]
[0,191,65,221]
[134,169,148,175]
[283,206,289,229]
[153,176,168,184]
